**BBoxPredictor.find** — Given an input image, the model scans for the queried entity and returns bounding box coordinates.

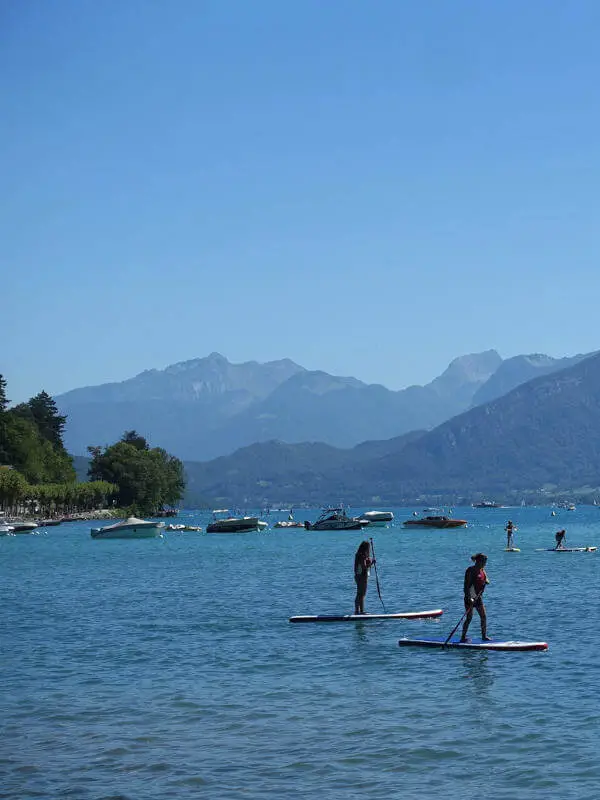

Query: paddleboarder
[505,520,517,549]
[555,529,566,549]
[354,540,374,615]
[461,553,490,643]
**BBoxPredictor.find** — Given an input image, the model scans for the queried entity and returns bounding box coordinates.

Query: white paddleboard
[398,636,548,651]
[536,547,596,552]
[289,609,443,623]
[505,547,521,552]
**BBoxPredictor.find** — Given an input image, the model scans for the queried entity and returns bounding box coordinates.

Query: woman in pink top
[461,553,490,642]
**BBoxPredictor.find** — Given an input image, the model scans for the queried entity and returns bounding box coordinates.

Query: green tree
[0,374,8,413]
[88,433,184,514]
[27,391,68,452]
[121,430,149,451]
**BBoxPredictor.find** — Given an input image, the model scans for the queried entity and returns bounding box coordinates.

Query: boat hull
[91,522,164,539]
[10,522,39,533]
[305,520,366,531]
[206,517,266,533]
[403,519,467,529]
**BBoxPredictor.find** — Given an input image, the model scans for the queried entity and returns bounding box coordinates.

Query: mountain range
[56,348,592,461]
[183,350,600,505]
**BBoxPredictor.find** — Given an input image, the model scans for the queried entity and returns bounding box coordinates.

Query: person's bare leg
[461,608,473,641]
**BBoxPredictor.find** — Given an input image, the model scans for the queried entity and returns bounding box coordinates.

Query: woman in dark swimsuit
[555,529,566,549]
[461,553,490,642]
[354,540,374,615]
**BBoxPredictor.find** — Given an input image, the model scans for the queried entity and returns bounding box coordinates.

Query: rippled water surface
[2,505,600,799]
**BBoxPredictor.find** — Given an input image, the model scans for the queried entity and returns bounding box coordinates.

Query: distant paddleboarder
[505,520,517,549]
[555,529,567,550]
[461,553,490,643]
[354,540,374,615]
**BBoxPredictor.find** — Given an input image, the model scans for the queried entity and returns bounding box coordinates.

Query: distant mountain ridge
[56,348,595,462]
[56,350,502,459]
[183,350,600,505]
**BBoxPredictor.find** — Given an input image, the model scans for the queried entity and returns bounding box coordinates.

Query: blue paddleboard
[398,637,548,651]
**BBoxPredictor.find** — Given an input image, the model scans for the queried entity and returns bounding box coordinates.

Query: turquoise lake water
[2,505,600,799]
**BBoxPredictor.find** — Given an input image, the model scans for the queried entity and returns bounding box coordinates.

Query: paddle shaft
[369,538,386,612]
[444,588,485,645]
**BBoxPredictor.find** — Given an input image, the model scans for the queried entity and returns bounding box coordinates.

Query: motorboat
[90,517,165,539]
[165,523,202,532]
[206,510,268,534]
[304,507,368,531]
[357,510,394,527]
[37,519,62,527]
[403,515,467,529]
[0,524,14,536]
[8,521,39,533]
[472,501,503,509]
[273,511,305,529]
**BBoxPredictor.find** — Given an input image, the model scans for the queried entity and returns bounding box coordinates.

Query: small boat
[273,510,305,529]
[9,521,39,533]
[356,510,394,527]
[472,501,503,509]
[206,510,268,534]
[403,515,467,529]
[37,519,62,527]
[0,524,14,536]
[304,507,368,531]
[164,524,186,531]
[91,517,164,539]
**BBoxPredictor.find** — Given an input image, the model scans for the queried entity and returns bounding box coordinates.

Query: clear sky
[3,0,600,402]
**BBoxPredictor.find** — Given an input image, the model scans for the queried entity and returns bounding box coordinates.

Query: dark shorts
[464,597,485,612]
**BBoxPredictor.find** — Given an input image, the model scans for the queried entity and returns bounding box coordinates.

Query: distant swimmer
[505,520,517,549]
[555,529,567,550]
[461,553,490,642]
[354,540,374,615]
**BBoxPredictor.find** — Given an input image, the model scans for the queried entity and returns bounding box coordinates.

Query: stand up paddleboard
[289,609,443,623]
[536,547,596,552]
[505,547,520,552]
[398,637,548,652]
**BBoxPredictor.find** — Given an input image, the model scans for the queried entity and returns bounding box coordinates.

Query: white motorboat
[357,510,394,527]
[0,524,14,536]
[206,510,268,533]
[8,521,38,533]
[90,517,164,539]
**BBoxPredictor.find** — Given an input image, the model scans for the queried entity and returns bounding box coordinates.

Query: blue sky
[3,0,600,402]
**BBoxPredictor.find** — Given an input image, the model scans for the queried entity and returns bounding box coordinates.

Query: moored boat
[91,517,164,539]
[206,510,268,533]
[403,515,467,529]
[9,521,39,533]
[0,524,14,536]
[472,501,503,509]
[273,520,305,529]
[304,507,368,531]
[357,510,394,527]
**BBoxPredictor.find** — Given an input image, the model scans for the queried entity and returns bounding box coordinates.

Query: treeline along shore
[0,375,185,519]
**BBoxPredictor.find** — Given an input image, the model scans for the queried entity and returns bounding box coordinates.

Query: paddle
[369,537,386,612]
[444,588,485,646]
